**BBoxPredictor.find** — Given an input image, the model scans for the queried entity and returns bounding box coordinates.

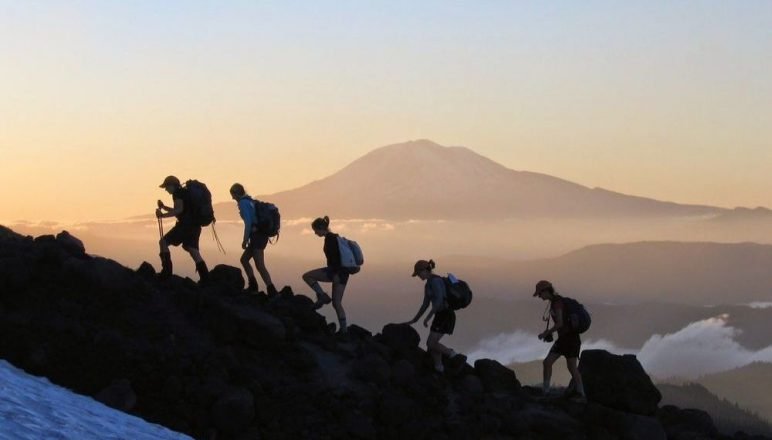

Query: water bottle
[447,273,458,284]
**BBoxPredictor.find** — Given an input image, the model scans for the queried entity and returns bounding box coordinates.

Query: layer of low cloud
[469,314,772,380]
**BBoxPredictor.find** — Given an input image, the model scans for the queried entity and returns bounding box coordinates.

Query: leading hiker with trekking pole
[156,175,210,284]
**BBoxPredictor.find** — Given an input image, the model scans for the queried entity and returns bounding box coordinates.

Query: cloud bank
[469,314,772,379]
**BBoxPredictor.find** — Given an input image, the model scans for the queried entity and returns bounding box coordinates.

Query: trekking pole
[211,221,226,255]
[156,201,165,239]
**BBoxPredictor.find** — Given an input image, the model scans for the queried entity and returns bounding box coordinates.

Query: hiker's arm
[238,199,255,245]
[404,295,430,325]
[543,308,564,336]
[159,198,184,218]
[158,200,173,212]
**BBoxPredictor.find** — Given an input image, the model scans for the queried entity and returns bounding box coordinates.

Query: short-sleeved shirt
[172,187,193,223]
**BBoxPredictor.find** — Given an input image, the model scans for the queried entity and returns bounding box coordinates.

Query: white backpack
[337,236,364,269]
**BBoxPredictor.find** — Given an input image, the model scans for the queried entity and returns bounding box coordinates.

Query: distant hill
[214,139,725,221]
[696,363,772,424]
[658,383,772,436]
[448,241,772,305]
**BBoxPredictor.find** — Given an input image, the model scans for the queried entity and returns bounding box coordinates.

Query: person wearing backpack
[402,260,467,373]
[534,280,587,402]
[229,183,278,296]
[302,216,357,334]
[155,175,209,283]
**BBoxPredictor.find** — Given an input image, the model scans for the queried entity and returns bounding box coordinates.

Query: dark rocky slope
[0,225,767,440]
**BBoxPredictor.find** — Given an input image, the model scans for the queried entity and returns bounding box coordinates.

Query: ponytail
[428,259,436,271]
[312,215,330,230]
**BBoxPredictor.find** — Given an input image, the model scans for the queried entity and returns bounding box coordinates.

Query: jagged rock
[95,379,137,412]
[211,388,255,435]
[209,264,245,290]
[55,230,86,256]
[474,359,521,394]
[136,261,156,277]
[657,405,719,439]
[579,349,662,415]
[375,323,421,359]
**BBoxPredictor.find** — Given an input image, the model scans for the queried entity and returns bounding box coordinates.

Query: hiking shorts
[323,267,351,286]
[430,309,456,335]
[550,332,581,359]
[247,231,270,251]
[164,222,201,250]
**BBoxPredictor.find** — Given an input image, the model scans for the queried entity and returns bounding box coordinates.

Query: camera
[539,333,554,343]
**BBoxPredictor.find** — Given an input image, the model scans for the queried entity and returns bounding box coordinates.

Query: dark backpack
[253,200,281,238]
[442,275,473,310]
[560,297,591,334]
[185,180,215,227]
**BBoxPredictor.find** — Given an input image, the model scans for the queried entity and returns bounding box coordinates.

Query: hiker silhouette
[302,216,361,335]
[534,280,589,402]
[402,259,467,373]
[229,183,279,296]
[156,175,210,284]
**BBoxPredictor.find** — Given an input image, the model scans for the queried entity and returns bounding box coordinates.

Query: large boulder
[579,350,662,415]
[209,264,244,291]
[474,359,521,394]
[375,324,420,358]
[55,231,86,256]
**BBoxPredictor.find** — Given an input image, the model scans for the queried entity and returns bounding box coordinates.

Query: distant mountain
[215,139,725,220]
[658,383,772,436]
[696,363,772,424]
[450,241,772,305]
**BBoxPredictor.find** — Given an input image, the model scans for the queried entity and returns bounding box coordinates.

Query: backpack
[337,236,364,273]
[253,200,281,238]
[184,180,215,227]
[560,297,591,334]
[442,274,473,310]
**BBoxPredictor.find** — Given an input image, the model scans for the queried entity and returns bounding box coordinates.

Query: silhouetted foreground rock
[0,225,766,440]
[579,349,662,416]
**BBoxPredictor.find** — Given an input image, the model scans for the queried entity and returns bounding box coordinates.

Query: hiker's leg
[566,357,585,397]
[331,275,347,332]
[543,352,560,393]
[427,332,448,371]
[240,248,255,278]
[183,245,204,264]
[240,248,257,290]
[253,248,274,287]
[303,268,332,307]
[158,236,173,277]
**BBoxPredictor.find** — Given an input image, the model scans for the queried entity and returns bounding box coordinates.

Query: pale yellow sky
[1,1,770,223]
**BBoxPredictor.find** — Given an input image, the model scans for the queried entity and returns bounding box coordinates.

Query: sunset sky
[1,1,770,223]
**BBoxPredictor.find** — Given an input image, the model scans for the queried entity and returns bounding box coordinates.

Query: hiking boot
[195,261,209,285]
[266,284,279,297]
[246,277,258,292]
[313,292,332,310]
[159,252,172,279]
